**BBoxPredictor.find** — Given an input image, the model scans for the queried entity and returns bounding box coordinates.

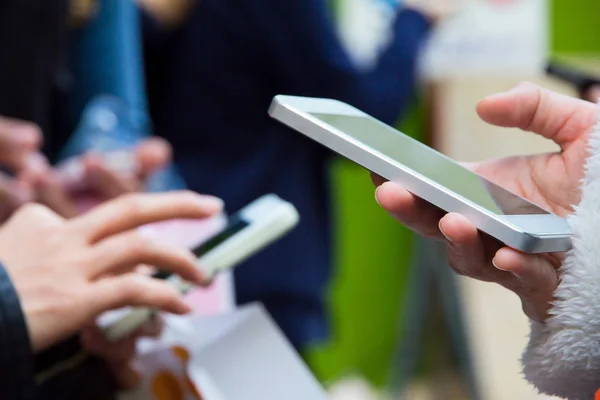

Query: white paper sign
[420,0,549,79]
[120,304,328,400]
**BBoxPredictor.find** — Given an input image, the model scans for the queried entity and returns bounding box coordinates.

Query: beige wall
[431,76,577,400]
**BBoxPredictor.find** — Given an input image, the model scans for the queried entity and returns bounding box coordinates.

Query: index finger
[375,181,445,239]
[134,137,171,181]
[476,82,596,150]
[70,191,224,242]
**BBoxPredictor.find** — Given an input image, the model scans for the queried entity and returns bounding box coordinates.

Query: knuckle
[170,190,198,205]
[18,202,48,216]
[119,277,145,300]
[515,80,536,91]
[515,281,546,300]
[117,193,146,217]
[39,282,81,315]
[17,122,42,141]
[13,203,58,224]
[127,234,154,260]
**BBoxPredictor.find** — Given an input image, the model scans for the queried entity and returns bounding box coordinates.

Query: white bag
[120,304,328,400]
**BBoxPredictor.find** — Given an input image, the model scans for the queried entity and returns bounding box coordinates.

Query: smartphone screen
[308,112,550,216]
[191,214,249,258]
[152,212,249,280]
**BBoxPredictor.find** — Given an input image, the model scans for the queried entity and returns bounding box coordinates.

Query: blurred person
[0,0,174,220]
[0,191,223,400]
[373,82,600,399]
[139,0,451,352]
[0,0,192,398]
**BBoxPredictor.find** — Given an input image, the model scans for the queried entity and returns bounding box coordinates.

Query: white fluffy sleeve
[521,107,600,400]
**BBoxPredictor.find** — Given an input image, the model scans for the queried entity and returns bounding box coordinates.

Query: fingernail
[192,269,208,286]
[374,187,382,206]
[177,302,193,314]
[25,153,49,173]
[201,195,224,211]
[438,221,452,243]
[102,151,140,175]
[492,257,508,271]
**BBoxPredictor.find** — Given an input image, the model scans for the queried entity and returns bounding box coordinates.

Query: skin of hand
[81,316,164,390]
[33,137,173,219]
[0,191,223,352]
[374,82,595,322]
[0,117,48,221]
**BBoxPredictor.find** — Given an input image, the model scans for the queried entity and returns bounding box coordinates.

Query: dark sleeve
[253,1,431,124]
[0,264,37,400]
[140,6,168,54]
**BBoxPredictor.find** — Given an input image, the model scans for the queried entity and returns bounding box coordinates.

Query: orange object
[172,346,191,364]
[151,370,184,400]
[595,389,600,400]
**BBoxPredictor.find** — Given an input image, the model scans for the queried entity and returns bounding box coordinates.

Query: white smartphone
[98,194,300,341]
[269,95,572,254]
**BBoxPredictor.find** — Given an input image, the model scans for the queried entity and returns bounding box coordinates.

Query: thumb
[134,137,172,180]
[476,82,597,150]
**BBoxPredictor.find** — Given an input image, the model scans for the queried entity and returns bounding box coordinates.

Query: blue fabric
[143,0,431,350]
[67,0,149,133]
[60,0,188,193]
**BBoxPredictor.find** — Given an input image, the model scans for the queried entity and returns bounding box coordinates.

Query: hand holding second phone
[40,137,173,217]
[0,191,223,352]
[375,82,595,322]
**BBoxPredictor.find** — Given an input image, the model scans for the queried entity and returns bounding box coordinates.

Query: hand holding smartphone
[269,95,571,253]
[98,194,300,341]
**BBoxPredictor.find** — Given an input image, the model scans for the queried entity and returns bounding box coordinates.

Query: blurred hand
[0,117,47,221]
[0,191,223,352]
[0,116,43,171]
[374,82,595,321]
[82,316,164,390]
[38,137,172,218]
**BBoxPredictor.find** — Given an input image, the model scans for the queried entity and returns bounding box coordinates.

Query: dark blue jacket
[143,0,431,350]
[0,1,430,398]
[0,265,37,400]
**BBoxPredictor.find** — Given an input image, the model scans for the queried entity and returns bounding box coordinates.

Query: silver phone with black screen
[269,95,572,254]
